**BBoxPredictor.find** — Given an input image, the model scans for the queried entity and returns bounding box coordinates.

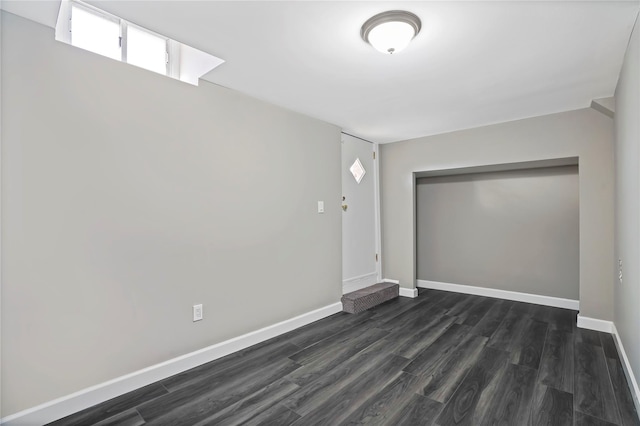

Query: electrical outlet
[193,304,203,322]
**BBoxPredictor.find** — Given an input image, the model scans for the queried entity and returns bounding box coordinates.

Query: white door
[341,133,380,294]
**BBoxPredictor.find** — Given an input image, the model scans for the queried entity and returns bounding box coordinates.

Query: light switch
[317,201,324,213]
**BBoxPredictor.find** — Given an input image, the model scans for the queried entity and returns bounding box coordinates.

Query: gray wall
[0,1,3,420]
[1,13,342,416]
[380,108,614,321]
[416,166,579,299]
[614,17,640,404]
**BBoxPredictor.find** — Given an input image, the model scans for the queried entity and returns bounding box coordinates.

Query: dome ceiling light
[361,10,422,55]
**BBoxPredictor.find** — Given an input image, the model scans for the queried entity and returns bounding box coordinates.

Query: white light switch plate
[193,304,203,322]
[317,201,324,213]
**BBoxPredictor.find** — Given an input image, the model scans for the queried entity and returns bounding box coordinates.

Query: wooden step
[341,282,400,314]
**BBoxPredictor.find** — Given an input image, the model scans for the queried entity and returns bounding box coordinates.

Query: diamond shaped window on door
[350,158,366,184]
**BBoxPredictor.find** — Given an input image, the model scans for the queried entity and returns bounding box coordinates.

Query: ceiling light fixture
[361,10,421,55]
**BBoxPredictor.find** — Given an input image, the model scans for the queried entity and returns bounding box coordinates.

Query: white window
[70,4,121,61]
[55,0,224,85]
[67,2,169,76]
[126,25,168,76]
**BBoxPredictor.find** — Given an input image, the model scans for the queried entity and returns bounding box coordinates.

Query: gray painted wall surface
[380,108,614,321]
[416,166,579,299]
[0,2,3,420]
[1,13,342,415]
[614,18,640,403]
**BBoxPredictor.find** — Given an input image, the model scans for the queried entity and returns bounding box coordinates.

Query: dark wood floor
[49,289,640,426]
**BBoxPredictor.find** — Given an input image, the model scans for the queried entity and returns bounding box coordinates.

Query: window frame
[55,0,223,85]
[121,21,171,77]
[64,0,173,77]
[70,2,121,56]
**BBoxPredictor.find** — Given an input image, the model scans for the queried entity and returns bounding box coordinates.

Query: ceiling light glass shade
[361,10,421,55]
[367,21,415,54]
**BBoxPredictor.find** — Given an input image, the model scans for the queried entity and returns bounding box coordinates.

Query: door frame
[341,132,382,285]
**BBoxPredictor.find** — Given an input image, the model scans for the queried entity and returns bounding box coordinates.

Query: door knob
[342,204,348,212]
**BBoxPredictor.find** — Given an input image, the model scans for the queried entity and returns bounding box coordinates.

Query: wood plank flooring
[48,290,640,426]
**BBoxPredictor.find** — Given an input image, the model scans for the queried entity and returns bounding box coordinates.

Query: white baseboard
[381,278,416,298]
[0,302,343,426]
[399,287,418,298]
[417,280,579,310]
[612,323,640,415]
[343,272,378,294]
[576,314,614,333]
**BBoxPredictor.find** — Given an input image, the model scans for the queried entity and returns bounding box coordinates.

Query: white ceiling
[3,1,639,143]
